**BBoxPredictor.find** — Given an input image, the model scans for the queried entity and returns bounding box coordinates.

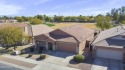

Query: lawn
[51,22,97,29]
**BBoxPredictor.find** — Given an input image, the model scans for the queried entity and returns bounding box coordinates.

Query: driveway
[91,58,123,70]
[43,51,75,66]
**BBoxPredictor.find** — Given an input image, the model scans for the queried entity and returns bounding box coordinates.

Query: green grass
[45,23,55,27]
[43,22,55,27]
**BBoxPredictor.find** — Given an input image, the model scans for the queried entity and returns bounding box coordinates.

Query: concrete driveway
[43,51,75,66]
[91,58,123,70]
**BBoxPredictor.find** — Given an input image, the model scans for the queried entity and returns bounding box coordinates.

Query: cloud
[51,0,92,10]
[79,7,110,16]
[33,0,52,5]
[0,1,24,15]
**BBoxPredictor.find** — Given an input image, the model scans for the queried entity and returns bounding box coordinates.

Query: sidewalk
[0,56,37,70]
[1,54,80,70]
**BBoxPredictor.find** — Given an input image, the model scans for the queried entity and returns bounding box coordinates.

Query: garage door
[57,42,76,53]
[96,47,123,60]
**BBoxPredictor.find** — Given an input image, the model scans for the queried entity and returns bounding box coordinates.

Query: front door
[48,42,53,50]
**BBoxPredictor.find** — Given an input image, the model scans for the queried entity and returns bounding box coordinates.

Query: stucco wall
[79,40,86,54]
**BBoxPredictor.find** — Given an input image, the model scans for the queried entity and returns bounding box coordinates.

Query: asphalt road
[0,63,22,70]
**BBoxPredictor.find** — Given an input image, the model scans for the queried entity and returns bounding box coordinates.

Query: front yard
[0,45,95,70]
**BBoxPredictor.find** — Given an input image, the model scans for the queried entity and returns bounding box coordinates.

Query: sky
[0,0,125,16]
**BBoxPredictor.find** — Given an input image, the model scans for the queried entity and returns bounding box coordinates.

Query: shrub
[28,54,32,57]
[11,52,16,55]
[39,55,46,59]
[73,54,85,62]
[30,47,34,52]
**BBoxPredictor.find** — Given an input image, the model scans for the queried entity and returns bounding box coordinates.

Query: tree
[0,26,25,50]
[96,15,112,30]
[22,16,28,21]
[15,17,24,22]
[2,16,9,20]
[30,18,42,25]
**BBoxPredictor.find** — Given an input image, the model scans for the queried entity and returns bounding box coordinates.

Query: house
[0,20,6,23]
[34,24,94,54]
[31,24,54,44]
[0,19,17,23]
[31,24,53,37]
[8,19,17,23]
[0,23,33,45]
[92,26,125,61]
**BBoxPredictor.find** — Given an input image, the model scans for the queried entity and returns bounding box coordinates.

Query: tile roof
[59,24,94,42]
[34,34,56,42]
[35,24,94,43]
[32,24,53,36]
[92,25,125,45]
[94,38,125,48]
[0,23,28,28]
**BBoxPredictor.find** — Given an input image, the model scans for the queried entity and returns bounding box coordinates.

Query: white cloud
[34,0,52,5]
[0,1,24,15]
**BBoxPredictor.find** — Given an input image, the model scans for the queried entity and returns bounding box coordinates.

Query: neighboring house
[0,19,17,23]
[31,24,54,44]
[0,23,53,46]
[8,19,17,23]
[0,20,5,23]
[31,24,53,37]
[0,23,32,45]
[34,24,94,54]
[92,26,125,61]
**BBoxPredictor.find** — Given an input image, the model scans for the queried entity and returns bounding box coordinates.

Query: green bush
[11,52,16,55]
[28,54,32,57]
[73,54,85,62]
[39,54,46,59]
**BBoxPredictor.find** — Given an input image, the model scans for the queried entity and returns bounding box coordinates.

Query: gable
[34,34,55,42]
[92,26,125,45]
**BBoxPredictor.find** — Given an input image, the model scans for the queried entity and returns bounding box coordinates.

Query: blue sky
[0,0,125,16]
